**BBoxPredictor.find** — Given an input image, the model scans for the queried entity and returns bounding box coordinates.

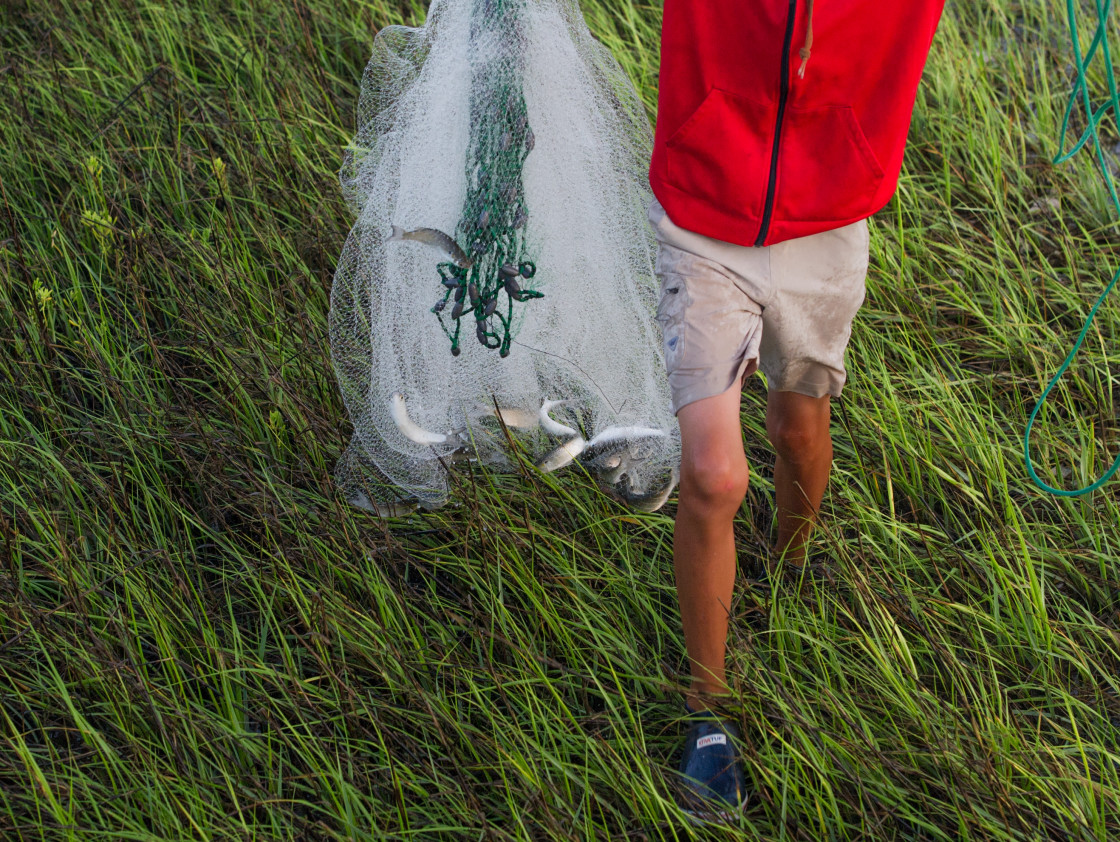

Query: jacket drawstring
[797,0,814,78]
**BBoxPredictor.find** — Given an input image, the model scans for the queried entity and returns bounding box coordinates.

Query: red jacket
[650,0,945,247]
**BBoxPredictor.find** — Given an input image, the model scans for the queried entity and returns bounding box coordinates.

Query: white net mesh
[330,0,680,512]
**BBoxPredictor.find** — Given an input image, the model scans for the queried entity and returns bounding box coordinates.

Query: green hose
[1024,0,1120,495]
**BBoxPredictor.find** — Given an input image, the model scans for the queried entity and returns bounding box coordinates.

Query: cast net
[330,0,679,511]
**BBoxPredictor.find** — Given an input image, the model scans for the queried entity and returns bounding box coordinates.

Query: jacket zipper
[754,0,798,247]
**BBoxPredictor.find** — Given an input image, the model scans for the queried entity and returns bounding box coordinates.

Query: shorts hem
[670,355,760,416]
[764,372,847,399]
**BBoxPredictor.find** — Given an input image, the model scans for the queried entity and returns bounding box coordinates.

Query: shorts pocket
[655,272,689,373]
[773,105,885,223]
[665,88,773,222]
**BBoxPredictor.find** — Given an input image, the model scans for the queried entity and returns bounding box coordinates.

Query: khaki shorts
[649,198,870,415]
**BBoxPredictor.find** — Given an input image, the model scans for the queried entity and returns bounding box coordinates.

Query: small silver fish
[535,436,587,473]
[583,428,670,472]
[583,448,634,484]
[525,129,535,152]
[348,492,419,518]
[620,467,679,513]
[589,452,622,471]
[446,447,476,464]
[388,225,472,268]
[512,207,527,229]
[601,452,634,485]
[539,399,577,438]
[390,393,448,445]
[479,405,538,429]
[587,425,668,450]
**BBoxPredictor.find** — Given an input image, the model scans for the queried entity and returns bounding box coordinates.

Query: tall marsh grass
[0,0,1118,838]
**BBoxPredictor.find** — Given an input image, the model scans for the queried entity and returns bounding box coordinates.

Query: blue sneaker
[674,703,748,823]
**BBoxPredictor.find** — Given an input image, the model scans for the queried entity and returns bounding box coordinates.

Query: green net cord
[1024,0,1120,496]
[429,0,542,358]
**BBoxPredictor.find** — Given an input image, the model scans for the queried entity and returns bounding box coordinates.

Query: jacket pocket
[773,104,885,223]
[664,88,773,221]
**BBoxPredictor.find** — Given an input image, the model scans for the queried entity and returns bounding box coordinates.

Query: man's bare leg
[673,385,750,714]
[765,390,834,568]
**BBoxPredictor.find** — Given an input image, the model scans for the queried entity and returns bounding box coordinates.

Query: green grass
[2,0,1119,838]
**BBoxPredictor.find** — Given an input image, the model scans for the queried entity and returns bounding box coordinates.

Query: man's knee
[680,454,749,511]
[766,397,831,463]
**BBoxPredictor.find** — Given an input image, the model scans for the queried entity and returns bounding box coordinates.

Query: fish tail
[388,224,405,241]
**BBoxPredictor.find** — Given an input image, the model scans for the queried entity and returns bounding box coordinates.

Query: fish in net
[329,0,680,513]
